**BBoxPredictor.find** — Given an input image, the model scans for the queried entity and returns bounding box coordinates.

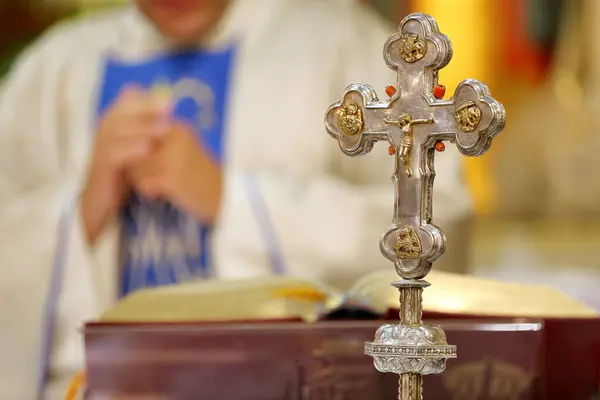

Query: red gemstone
[386,85,397,97]
[434,141,446,152]
[388,145,396,155]
[433,84,446,99]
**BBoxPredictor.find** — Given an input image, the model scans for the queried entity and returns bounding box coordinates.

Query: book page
[347,269,599,318]
[100,276,345,323]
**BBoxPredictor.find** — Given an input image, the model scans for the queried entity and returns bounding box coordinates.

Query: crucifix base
[364,280,457,400]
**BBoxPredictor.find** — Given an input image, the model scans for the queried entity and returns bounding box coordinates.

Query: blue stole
[97,47,235,296]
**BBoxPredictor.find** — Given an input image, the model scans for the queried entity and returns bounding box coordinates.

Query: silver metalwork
[324,13,505,400]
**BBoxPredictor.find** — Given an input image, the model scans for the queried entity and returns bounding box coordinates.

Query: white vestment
[0,0,472,398]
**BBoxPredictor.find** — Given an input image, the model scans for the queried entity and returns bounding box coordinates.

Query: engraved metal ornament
[394,227,422,259]
[364,280,458,400]
[365,323,456,375]
[455,101,482,133]
[324,12,505,400]
[399,33,427,63]
[338,103,364,136]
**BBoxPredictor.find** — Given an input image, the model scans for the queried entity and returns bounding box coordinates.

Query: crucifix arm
[325,84,393,156]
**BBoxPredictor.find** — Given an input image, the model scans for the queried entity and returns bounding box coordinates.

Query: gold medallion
[394,227,422,259]
[455,101,482,132]
[399,33,427,63]
[338,103,364,136]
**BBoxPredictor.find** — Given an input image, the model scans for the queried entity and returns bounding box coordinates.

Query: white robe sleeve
[0,25,110,399]
[215,3,473,287]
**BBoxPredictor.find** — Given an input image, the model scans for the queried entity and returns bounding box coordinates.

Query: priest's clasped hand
[81,85,222,246]
[128,122,222,225]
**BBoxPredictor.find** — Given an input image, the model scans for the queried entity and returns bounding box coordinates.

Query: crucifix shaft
[325,12,505,400]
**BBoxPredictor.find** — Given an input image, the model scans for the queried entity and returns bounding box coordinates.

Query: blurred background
[1,0,598,310]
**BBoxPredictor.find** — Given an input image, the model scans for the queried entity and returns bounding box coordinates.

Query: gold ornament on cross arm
[399,33,427,63]
[455,101,482,133]
[338,103,364,136]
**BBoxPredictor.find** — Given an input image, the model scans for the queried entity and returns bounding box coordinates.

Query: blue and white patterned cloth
[96,47,236,296]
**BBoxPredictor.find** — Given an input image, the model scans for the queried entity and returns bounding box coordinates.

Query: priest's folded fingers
[106,136,154,167]
[132,176,166,201]
[126,154,162,180]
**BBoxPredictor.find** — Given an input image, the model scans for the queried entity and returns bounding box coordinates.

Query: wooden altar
[84,316,600,400]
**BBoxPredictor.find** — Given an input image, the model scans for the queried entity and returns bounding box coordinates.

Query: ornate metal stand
[324,13,505,399]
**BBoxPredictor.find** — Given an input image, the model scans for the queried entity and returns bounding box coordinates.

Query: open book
[99,270,599,323]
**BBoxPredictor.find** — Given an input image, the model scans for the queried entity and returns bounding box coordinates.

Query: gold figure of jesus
[383,114,433,177]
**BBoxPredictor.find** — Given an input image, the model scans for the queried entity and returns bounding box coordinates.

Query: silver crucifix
[325,13,505,400]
